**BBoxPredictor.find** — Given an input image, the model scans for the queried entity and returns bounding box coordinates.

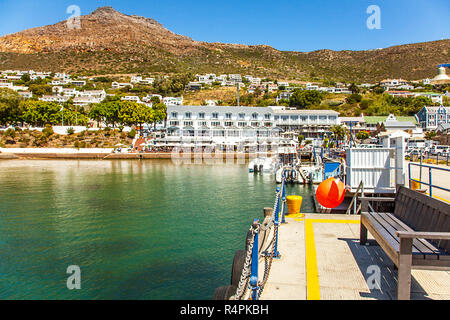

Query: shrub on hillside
[42,125,54,137]
[67,127,75,135]
[5,128,15,138]
[127,129,137,139]
[346,93,363,104]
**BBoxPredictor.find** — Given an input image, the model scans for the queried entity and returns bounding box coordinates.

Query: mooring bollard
[263,207,273,218]
[250,218,259,301]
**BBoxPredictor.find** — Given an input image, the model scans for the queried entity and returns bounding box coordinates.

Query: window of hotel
[319,116,327,122]
[310,116,317,122]
[225,122,233,127]
[185,112,192,119]
[183,129,194,137]
[184,121,193,126]
[291,116,298,121]
[265,122,272,127]
[239,113,245,120]
[300,116,307,122]
[198,112,205,119]
[329,116,336,121]
[199,121,208,127]
[251,122,259,127]
[225,113,232,120]
[211,121,221,127]
[274,116,279,121]
[252,113,258,120]
[171,112,178,119]
[265,114,271,120]
[238,122,247,127]
[213,130,225,137]
[228,130,240,137]
[212,113,219,119]
[169,121,179,126]
[281,116,289,121]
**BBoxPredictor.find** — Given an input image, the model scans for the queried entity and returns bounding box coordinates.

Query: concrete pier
[260,214,450,300]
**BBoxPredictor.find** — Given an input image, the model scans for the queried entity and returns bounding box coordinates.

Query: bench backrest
[394,186,450,253]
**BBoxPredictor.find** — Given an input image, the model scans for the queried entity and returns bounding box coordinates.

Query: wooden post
[398,237,413,300]
[360,222,368,245]
[361,198,369,213]
[263,207,273,218]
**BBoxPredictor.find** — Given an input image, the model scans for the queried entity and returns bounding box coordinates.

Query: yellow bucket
[411,180,421,191]
[286,196,303,217]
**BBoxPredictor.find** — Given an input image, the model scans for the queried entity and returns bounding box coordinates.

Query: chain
[233,225,258,300]
[258,224,278,298]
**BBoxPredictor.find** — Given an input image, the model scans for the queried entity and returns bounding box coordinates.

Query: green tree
[425,131,437,140]
[118,101,154,128]
[356,131,370,140]
[152,102,167,128]
[330,125,349,145]
[29,84,52,97]
[289,90,323,109]
[151,96,161,104]
[346,93,363,104]
[348,83,360,94]
[0,88,23,125]
[21,73,31,83]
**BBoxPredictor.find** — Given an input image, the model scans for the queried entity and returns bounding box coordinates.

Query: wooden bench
[360,186,450,300]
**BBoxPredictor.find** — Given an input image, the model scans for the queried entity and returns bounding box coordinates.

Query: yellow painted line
[304,218,361,300]
[305,219,320,300]
[308,219,360,224]
[426,193,450,204]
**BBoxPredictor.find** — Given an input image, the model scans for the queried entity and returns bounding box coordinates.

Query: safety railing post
[273,187,281,259]
[281,181,287,224]
[408,163,412,189]
[250,219,259,301]
[429,167,433,198]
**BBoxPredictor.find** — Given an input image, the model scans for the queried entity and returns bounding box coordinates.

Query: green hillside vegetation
[0,125,134,149]
[0,88,167,128]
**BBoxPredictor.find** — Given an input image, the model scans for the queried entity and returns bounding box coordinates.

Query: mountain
[0,6,448,82]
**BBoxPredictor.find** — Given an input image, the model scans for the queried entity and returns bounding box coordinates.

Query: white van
[430,145,450,156]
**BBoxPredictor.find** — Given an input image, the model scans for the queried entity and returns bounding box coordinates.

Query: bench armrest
[359,197,395,202]
[396,231,450,240]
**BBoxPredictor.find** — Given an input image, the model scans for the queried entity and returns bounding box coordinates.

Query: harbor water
[0,160,314,299]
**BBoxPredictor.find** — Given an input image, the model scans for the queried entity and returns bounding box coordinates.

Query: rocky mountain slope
[0,6,448,82]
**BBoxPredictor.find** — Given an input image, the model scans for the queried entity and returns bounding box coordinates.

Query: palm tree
[330,125,349,147]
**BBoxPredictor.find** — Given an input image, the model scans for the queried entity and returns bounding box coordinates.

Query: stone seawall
[1,151,271,160]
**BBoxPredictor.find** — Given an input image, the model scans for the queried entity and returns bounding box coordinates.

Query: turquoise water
[0,160,314,300]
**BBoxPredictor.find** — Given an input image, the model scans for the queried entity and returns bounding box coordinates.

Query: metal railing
[234,178,286,300]
[408,163,450,198]
[410,150,450,167]
[346,180,364,215]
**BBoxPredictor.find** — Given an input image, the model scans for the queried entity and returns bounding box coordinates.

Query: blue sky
[0,0,448,52]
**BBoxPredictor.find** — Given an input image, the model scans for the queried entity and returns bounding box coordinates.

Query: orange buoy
[316,178,346,209]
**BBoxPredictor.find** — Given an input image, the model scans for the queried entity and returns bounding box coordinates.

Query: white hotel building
[273,108,339,138]
[163,106,339,145]
[165,106,280,146]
